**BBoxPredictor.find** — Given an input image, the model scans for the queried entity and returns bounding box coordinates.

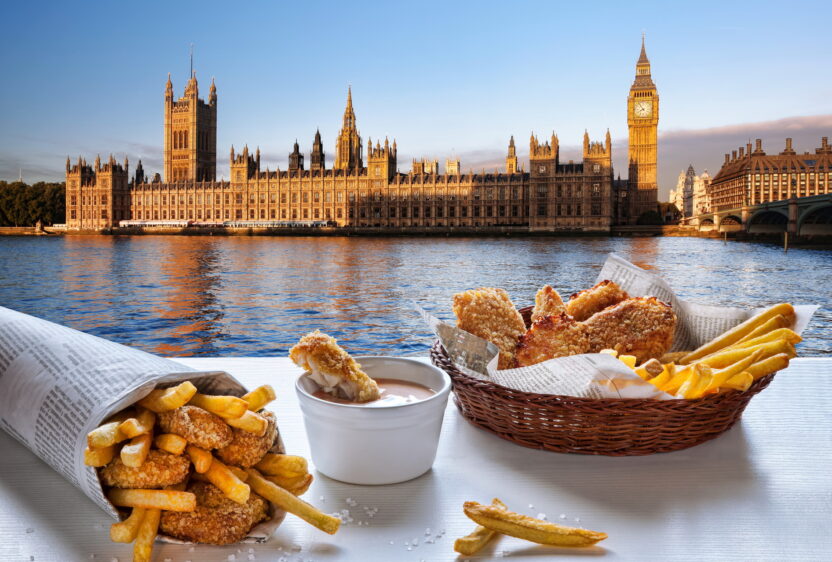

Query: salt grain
[425,528,431,535]
[575,517,581,523]
[412,538,419,546]
[248,556,255,561]
[389,540,394,545]
[559,513,567,520]
[537,513,547,520]
[406,546,412,551]
[529,504,534,509]
[228,555,236,562]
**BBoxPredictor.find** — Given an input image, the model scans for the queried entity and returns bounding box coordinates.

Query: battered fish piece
[216,410,278,467]
[160,481,269,545]
[566,280,629,322]
[453,287,526,370]
[290,331,380,402]
[531,285,566,323]
[583,297,676,363]
[158,405,233,450]
[99,449,190,489]
[515,314,590,368]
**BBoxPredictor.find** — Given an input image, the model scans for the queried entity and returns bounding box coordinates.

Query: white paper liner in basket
[0,306,285,544]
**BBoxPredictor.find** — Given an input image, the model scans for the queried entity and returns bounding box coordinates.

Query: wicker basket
[430,306,776,456]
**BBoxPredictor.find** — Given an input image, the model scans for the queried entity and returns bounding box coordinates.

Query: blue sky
[1,0,830,198]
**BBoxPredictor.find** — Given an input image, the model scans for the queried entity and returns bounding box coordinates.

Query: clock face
[634,100,652,118]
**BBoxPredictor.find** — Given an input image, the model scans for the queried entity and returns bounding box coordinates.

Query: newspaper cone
[0,306,285,543]
[424,253,817,399]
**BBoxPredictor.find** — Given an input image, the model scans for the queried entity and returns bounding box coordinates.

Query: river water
[0,235,829,356]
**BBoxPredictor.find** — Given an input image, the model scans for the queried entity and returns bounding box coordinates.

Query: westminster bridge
[684,194,832,236]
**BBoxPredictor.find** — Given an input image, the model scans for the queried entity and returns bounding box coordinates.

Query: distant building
[65,40,659,231]
[669,165,711,220]
[709,137,832,212]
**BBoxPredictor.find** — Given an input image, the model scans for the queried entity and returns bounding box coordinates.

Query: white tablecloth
[1,357,830,561]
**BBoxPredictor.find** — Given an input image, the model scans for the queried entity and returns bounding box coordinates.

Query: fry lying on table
[84,382,338,562]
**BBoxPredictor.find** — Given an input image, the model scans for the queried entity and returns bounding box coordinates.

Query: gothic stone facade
[65,42,657,231]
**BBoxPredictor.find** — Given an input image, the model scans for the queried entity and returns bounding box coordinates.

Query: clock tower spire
[626,35,659,223]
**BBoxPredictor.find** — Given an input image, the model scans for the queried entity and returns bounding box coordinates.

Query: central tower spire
[334,86,362,171]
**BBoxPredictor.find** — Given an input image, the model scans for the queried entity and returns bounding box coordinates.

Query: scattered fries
[204,457,251,505]
[84,445,116,467]
[224,410,268,435]
[454,498,507,555]
[119,409,156,439]
[154,433,187,455]
[120,433,152,468]
[133,508,161,562]
[110,507,146,543]
[186,445,213,473]
[462,501,607,547]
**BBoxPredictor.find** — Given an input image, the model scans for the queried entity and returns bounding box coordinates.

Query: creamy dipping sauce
[312,377,435,407]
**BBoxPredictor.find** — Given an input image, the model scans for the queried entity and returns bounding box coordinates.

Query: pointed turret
[583,130,590,152]
[311,128,325,171]
[66,156,71,172]
[209,77,217,105]
[334,86,362,170]
[638,33,649,65]
[605,128,611,152]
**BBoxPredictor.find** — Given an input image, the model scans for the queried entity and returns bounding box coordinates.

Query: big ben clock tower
[626,36,659,223]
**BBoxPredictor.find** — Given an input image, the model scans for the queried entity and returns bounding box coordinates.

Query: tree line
[0,181,65,226]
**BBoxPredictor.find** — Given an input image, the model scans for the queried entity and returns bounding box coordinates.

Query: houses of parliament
[65,40,659,232]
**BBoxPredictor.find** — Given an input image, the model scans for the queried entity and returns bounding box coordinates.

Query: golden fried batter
[453,287,526,370]
[160,481,269,545]
[566,280,629,322]
[99,449,190,489]
[531,285,566,323]
[515,314,590,368]
[158,405,233,450]
[290,331,380,402]
[216,410,278,467]
[583,297,676,363]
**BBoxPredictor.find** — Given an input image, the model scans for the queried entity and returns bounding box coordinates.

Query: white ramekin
[295,356,451,485]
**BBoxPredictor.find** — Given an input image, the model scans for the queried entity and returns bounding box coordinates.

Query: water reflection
[0,235,830,357]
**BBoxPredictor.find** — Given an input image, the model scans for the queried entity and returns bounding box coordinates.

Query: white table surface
[1,357,830,562]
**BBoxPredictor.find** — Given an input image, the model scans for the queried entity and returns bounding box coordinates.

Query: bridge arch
[698,218,715,232]
[798,203,832,236]
[747,209,788,234]
[718,215,743,232]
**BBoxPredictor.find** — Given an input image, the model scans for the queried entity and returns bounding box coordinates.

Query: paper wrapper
[422,253,817,399]
[0,306,284,543]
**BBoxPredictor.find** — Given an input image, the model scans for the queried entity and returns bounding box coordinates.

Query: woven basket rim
[431,339,775,404]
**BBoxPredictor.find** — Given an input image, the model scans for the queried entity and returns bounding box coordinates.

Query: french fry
[154,433,187,455]
[735,314,789,344]
[118,408,156,439]
[463,501,607,547]
[454,498,507,555]
[698,339,795,369]
[745,353,791,380]
[87,420,128,449]
[618,355,637,369]
[660,351,689,364]
[121,432,152,468]
[255,454,308,478]
[186,445,213,473]
[133,508,161,562]
[265,472,309,490]
[242,385,277,411]
[108,488,196,512]
[137,381,197,413]
[701,350,763,395]
[110,507,146,543]
[225,410,268,435]
[287,473,314,496]
[229,466,250,482]
[677,364,712,399]
[660,365,693,395]
[729,328,801,351]
[648,363,674,389]
[188,393,248,420]
[680,303,795,364]
[84,445,116,467]
[205,457,251,504]
[722,372,754,391]
[634,358,663,380]
[246,468,340,534]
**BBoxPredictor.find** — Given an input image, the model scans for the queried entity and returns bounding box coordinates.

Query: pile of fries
[84,381,338,561]
[609,303,799,399]
[455,499,607,555]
